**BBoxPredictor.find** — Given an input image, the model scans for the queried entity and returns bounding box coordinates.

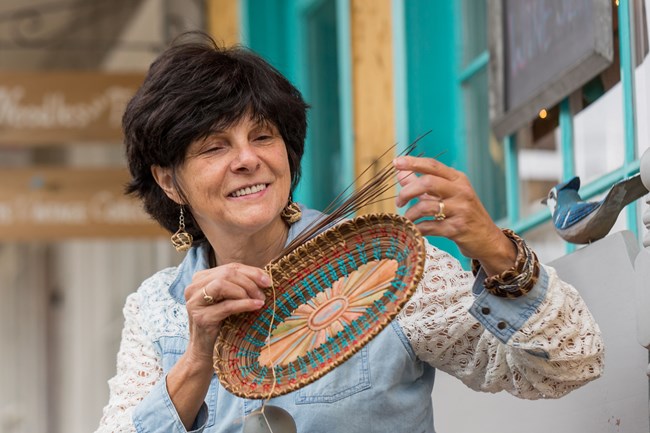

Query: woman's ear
[151,165,182,204]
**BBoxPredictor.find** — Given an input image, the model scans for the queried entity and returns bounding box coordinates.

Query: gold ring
[434,200,446,221]
[202,287,215,305]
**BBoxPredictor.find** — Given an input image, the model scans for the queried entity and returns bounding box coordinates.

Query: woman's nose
[231,143,261,172]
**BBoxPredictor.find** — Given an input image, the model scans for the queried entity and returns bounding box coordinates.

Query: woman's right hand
[183,263,269,370]
[166,263,268,429]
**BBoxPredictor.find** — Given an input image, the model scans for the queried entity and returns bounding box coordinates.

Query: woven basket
[213,213,425,399]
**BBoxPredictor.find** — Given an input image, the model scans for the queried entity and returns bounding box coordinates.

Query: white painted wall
[432,231,649,433]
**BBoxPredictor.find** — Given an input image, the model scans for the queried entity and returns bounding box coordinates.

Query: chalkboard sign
[489,0,613,139]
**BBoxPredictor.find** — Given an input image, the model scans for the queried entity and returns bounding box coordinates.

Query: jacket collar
[168,204,324,304]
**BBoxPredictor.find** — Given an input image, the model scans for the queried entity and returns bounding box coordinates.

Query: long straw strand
[280,145,415,255]
[279,133,436,259]
[318,141,404,216]
[260,268,278,431]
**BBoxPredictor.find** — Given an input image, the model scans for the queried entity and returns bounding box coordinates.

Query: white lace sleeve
[397,242,604,399]
[95,292,163,433]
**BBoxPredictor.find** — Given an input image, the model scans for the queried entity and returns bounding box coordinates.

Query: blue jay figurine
[542,174,648,244]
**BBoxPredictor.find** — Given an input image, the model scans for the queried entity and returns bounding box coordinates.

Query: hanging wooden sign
[0,168,167,240]
[0,72,144,146]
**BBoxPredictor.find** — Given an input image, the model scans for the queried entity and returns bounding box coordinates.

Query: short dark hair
[123,32,308,241]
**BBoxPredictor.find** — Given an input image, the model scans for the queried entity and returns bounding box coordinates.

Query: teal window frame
[241,0,354,210]
[394,0,466,263]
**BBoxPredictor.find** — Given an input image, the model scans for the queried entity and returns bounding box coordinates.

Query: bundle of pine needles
[278,131,432,259]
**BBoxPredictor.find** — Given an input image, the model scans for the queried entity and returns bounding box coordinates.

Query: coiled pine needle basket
[213,213,425,398]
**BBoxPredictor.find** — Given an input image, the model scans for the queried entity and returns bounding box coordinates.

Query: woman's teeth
[231,184,267,197]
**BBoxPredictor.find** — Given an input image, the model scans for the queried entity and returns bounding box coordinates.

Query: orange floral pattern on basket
[258,259,398,367]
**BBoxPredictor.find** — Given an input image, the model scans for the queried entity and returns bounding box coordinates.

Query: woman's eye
[201,144,226,154]
[254,135,273,142]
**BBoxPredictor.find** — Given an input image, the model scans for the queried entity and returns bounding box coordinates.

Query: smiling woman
[95,31,605,433]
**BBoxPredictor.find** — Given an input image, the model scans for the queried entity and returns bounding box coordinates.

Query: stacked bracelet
[471,229,540,299]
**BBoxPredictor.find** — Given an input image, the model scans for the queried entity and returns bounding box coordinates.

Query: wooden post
[206,0,240,46]
[349,0,396,214]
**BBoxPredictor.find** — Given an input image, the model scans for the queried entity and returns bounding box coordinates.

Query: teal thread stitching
[345,252,357,268]
[343,324,356,341]
[306,350,319,369]
[321,343,332,360]
[278,302,291,317]
[360,315,371,330]
[395,247,410,262]
[372,238,382,260]
[326,263,338,282]
[356,243,368,264]
[237,348,260,358]
[297,355,308,374]
[274,365,283,383]
[337,330,350,348]
[366,307,379,323]
[386,237,398,258]
[390,280,406,292]
[384,290,399,302]
[287,361,297,380]
[258,310,272,327]
[282,292,298,309]
[254,366,268,384]
[251,323,268,335]
[374,299,387,313]
[244,334,266,347]
[296,282,307,304]
[327,335,341,354]
[317,268,332,288]
[239,363,255,378]
[307,274,323,295]
[336,257,348,275]
[314,349,325,364]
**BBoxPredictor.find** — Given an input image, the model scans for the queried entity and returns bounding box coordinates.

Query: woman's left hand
[394,155,516,275]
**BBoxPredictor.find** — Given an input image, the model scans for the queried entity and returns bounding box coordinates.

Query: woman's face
[172,115,292,238]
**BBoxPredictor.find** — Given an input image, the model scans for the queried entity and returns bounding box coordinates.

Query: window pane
[574,84,625,183]
[636,57,650,158]
[517,125,561,219]
[464,67,507,220]
[461,0,487,67]
[525,221,566,262]
[305,0,342,211]
[635,0,650,159]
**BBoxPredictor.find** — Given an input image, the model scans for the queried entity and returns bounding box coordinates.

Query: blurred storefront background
[0,2,198,432]
[0,1,648,432]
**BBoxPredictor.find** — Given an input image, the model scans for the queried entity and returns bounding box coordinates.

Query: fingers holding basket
[186,263,268,323]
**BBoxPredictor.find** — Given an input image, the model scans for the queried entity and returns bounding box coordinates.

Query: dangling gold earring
[280,198,302,225]
[171,206,193,252]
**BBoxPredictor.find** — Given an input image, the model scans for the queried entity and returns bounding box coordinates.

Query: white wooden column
[53,239,177,433]
[635,148,650,365]
[0,245,49,433]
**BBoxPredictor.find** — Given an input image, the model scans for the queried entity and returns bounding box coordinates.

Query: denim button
[497,321,507,330]
[481,307,490,315]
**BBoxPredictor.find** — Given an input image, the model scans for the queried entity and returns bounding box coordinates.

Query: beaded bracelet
[470,229,540,299]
